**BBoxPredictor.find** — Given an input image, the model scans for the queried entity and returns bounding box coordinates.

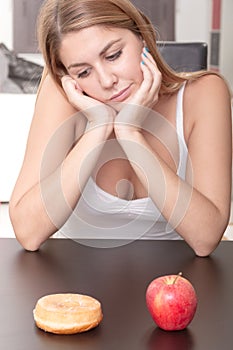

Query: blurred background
[0,0,232,89]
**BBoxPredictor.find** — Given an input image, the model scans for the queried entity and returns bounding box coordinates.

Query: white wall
[220,0,233,91]
[0,0,13,49]
[175,0,212,46]
[0,94,36,201]
[176,0,233,91]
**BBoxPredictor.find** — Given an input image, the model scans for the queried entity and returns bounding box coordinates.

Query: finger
[141,51,162,92]
[61,75,86,109]
[142,49,159,77]
[61,75,75,87]
[61,75,76,94]
[61,75,82,94]
[142,47,157,66]
[139,59,154,93]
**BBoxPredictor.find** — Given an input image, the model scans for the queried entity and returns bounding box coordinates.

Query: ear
[141,38,148,50]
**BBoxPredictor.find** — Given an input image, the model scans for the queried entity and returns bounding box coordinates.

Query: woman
[9,0,232,255]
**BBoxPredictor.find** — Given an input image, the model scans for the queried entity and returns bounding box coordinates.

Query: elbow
[192,227,228,258]
[189,210,230,257]
[192,237,219,257]
[193,245,215,258]
[17,236,41,252]
[14,225,42,252]
[13,225,41,252]
[9,203,42,252]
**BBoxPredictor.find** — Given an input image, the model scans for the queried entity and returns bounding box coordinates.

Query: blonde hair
[37,0,209,95]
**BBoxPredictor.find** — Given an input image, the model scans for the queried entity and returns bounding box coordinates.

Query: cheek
[128,41,144,73]
[134,63,144,82]
[121,50,143,81]
[125,63,143,87]
[78,79,101,99]
[119,58,143,83]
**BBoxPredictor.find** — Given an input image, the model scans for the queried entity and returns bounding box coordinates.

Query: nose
[97,66,118,89]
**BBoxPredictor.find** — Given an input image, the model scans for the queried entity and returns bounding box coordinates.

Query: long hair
[37,0,209,95]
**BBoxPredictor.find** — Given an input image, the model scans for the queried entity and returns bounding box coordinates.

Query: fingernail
[141,60,145,65]
[145,47,150,53]
[143,52,147,57]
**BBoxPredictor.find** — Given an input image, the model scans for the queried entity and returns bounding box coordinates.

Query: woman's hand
[129,47,162,108]
[61,75,116,129]
[114,47,162,135]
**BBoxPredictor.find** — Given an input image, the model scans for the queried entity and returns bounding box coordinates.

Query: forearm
[116,130,230,256]
[10,123,112,251]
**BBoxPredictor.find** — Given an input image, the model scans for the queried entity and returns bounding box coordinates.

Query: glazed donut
[33,293,103,334]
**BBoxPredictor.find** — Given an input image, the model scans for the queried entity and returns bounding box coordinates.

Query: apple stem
[173,272,182,284]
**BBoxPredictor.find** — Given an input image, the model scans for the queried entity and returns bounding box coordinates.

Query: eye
[77,67,91,79]
[106,50,122,61]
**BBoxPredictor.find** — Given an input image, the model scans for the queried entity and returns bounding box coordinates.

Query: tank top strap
[176,82,188,180]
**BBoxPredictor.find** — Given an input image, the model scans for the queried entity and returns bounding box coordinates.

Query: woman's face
[59,26,144,105]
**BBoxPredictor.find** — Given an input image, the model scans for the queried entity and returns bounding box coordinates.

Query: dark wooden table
[1,238,233,350]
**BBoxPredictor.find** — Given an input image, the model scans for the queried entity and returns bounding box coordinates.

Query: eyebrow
[67,39,122,70]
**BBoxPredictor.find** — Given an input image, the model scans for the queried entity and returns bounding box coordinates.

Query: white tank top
[58,84,188,244]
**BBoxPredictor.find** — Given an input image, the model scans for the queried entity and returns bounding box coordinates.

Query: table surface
[1,238,233,350]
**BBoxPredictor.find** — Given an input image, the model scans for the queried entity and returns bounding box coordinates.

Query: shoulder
[35,73,78,121]
[31,73,87,142]
[185,73,231,109]
[184,73,231,125]
[181,73,232,145]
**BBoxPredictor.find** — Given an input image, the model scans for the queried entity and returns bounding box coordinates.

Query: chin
[108,102,124,112]
[108,99,133,112]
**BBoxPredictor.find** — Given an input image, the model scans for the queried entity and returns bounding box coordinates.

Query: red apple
[146,273,197,331]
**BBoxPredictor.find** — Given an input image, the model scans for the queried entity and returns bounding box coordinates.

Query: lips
[110,85,132,102]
